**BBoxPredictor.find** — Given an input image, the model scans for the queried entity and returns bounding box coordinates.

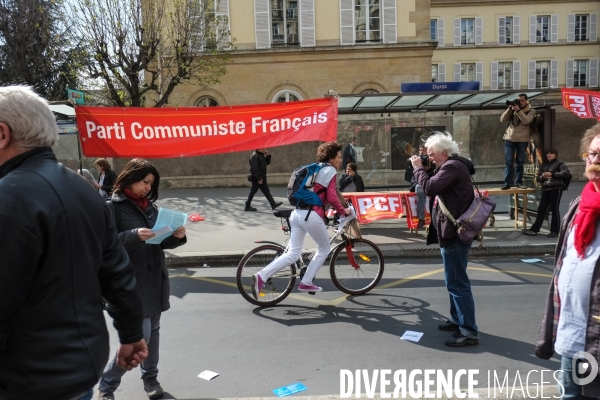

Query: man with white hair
[0,86,147,400]
[411,132,479,347]
[536,123,600,398]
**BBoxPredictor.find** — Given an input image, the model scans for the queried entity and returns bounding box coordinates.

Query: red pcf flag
[75,98,338,158]
[562,88,600,120]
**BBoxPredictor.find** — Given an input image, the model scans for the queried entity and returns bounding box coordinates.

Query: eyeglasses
[581,152,600,161]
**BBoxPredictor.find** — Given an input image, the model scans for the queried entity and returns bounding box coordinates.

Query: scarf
[573,181,600,258]
[123,188,149,211]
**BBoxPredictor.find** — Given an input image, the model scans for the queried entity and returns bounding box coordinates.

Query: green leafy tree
[67,0,233,107]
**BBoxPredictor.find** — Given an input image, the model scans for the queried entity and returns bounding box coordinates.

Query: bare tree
[67,0,232,107]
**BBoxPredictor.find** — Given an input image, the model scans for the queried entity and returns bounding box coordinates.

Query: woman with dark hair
[94,158,117,199]
[339,162,365,192]
[522,148,570,238]
[252,142,351,295]
[98,159,187,400]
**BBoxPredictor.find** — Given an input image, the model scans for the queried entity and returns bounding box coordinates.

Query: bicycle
[236,206,385,306]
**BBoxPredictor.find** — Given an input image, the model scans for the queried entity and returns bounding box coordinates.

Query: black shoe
[547,232,558,238]
[417,219,425,228]
[271,201,283,210]
[438,320,459,331]
[244,206,257,211]
[522,229,537,236]
[97,390,115,400]
[444,331,479,347]
[516,183,528,189]
[501,183,510,190]
[143,376,164,399]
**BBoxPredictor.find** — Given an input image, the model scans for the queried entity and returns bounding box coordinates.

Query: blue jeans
[440,237,478,338]
[504,140,528,185]
[416,184,426,221]
[558,356,596,399]
[69,388,93,400]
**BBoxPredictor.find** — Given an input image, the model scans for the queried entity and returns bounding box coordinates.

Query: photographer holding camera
[406,145,434,227]
[500,94,534,190]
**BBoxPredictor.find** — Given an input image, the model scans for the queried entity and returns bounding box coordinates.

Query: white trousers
[258,209,330,285]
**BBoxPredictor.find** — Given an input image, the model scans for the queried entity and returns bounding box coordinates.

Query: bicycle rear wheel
[330,238,384,295]
[236,244,297,306]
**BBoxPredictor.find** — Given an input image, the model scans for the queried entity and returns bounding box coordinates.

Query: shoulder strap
[436,196,456,224]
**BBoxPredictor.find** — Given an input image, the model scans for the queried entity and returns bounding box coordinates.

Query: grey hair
[0,86,58,148]
[424,131,460,156]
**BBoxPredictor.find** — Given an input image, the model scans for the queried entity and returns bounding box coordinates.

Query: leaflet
[146,207,188,244]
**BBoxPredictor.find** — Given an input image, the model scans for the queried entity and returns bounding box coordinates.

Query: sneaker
[547,232,559,238]
[244,206,257,211]
[501,183,510,190]
[98,390,115,400]
[522,229,537,236]
[444,331,479,347]
[438,320,459,331]
[516,183,528,189]
[143,376,164,399]
[298,283,323,292]
[271,201,283,210]
[251,273,264,299]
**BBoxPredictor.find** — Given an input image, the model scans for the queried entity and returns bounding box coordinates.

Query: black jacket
[108,194,187,317]
[536,159,570,191]
[0,148,144,400]
[249,150,271,181]
[339,173,365,192]
[99,169,117,194]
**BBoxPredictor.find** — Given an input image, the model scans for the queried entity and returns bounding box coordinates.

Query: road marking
[468,267,553,278]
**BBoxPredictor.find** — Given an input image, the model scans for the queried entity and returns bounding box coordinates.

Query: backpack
[287,163,326,208]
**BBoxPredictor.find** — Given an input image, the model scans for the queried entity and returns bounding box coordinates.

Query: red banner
[342,193,404,224]
[75,98,338,158]
[403,193,431,229]
[562,88,600,120]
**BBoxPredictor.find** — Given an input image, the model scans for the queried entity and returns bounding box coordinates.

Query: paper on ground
[198,370,219,380]
[521,258,545,263]
[273,382,307,397]
[401,330,424,343]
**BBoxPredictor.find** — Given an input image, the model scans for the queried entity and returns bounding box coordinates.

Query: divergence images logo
[572,351,599,386]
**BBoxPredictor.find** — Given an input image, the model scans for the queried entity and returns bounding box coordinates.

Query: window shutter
[438,63,446,82]
[529,15,536,43]
[454,18,461,46]
[551,15,558,43]
[513,61,521,89]
[476,62,483,89]
[566,60,574,88]
[382,0,397,44]
[437,18,445,46]
[454,63,461,81]
[567,14,575,42]
[550,59,558,87]
[216,0,230,49]
[498,17,506,45]
[254,0,270,49]
[528,60,536,89]
[513,16,520,44]
[475,17,483,45]
[591,14,598,41]
[340,0,354,45]
[299,0,315,47]
[590,58,599,87]
[491,62,498,90]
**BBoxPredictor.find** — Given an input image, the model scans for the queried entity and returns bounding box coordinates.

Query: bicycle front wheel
[236,244,297,306]
[330,238,384,295]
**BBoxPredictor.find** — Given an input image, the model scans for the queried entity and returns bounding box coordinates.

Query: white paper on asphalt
[146,207,188,244]
[521,258,545,263]
[400,330,424,342]
[198,370,219,380]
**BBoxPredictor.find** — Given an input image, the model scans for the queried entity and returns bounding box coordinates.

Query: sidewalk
[156,182,585,267]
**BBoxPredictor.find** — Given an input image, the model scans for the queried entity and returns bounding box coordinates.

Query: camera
[505,99,518,107]
[408,155,429,167]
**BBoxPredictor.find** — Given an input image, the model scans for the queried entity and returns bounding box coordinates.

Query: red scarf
[123,188,149,212]
[573,181,600,258]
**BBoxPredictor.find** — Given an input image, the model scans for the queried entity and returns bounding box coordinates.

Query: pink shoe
[298,283,322,292]
[252,274,264,299]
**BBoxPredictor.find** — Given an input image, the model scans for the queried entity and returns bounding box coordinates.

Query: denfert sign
[401,82,480,92]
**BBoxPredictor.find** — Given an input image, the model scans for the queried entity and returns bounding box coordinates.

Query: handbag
[247,173,253,182]
[437,177,496,244]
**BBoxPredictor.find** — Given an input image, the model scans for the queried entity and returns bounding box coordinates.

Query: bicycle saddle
[273,209,294,218]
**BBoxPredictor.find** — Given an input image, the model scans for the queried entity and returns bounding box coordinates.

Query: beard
[585,163,600,182]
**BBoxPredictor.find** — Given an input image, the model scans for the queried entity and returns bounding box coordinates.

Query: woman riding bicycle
[252,142,352,297]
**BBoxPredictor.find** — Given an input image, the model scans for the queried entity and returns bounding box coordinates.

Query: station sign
[401,82,480,92]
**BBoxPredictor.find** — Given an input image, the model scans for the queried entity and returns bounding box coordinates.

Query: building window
[504,17,513,44]
[271,0,299,46]
[536,16,550,42]
[189,0,229,51]
[574,60,588,87]
[355,0,381,43]
[536,61,550,88]
[461,63,475,82]
[194,96,218,107]
[430,20,437,40]
[498,62,512,89]
[432,64,438,82]
[461,19,475,45]
[273,90,302,103]
[575,15,589,41]
[360,89,379,94]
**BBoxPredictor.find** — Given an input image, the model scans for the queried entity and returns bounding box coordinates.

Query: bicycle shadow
[252,293,557,370]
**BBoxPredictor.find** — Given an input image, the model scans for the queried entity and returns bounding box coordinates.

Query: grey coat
[108,194,187,317]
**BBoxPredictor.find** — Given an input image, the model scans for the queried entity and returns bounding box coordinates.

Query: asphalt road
[99,256,561,400]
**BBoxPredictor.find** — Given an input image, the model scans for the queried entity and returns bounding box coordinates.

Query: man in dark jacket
[412,132,478,347]
[245,148,282,211]
[342,137,357,171]
[0,86,147,400]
